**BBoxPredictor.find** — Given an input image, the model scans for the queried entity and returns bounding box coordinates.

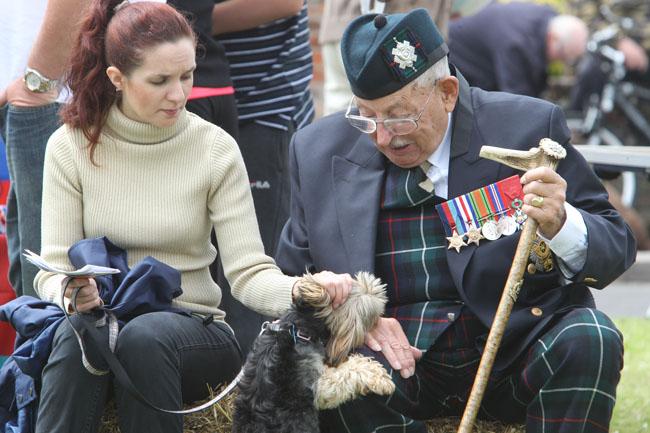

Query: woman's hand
[292,271,355,309]
[63,277,102,313]
[365,317,422,379]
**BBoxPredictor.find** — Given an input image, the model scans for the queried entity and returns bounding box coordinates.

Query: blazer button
[584,277,598,285]
[531,307,543,317]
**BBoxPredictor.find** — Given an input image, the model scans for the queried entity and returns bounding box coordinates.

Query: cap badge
[381,28,426,82]
[392,38,418,70]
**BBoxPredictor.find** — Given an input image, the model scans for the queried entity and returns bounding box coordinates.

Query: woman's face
[107,37,196,127]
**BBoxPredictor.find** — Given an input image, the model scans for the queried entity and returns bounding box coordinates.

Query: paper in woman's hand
[23,249,121,277]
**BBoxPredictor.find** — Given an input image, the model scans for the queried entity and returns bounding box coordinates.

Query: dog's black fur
[232,297,331,433]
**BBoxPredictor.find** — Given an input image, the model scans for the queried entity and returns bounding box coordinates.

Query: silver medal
[481,220,501,241]
[497,215,517,236]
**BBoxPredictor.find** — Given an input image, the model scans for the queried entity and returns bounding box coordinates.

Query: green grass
[611,318,650,433]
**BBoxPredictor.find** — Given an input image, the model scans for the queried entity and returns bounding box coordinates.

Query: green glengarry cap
[341,8,448,100]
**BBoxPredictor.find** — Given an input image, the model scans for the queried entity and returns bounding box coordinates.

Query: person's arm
[0,0,88,107]
[34,128,87,307]
[211,0,303,35]
[617,36,649,73]
[547,105,636,288]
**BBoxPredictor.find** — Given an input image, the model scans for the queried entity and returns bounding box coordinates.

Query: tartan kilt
[320,307,623,433]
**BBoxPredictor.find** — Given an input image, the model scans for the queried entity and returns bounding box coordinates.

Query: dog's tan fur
[316,354,395,410]
[297,272,388,366]
[296,272,395,408]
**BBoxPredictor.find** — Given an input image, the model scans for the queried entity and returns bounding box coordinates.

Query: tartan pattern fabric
[320,308,623,433]
[375,163,462,351]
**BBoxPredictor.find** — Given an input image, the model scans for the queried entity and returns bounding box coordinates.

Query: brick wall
[308,0,324,119]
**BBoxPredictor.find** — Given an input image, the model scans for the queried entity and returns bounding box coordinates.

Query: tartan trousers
[320,307,623,433]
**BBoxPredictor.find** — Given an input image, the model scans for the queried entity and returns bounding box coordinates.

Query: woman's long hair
[60,0,195,161]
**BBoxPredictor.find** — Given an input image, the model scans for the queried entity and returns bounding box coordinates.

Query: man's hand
[0,76,58,108]
[63,277,102,313]
[365,317,422,378]
[617,37,649,73]
[521,167,568,239]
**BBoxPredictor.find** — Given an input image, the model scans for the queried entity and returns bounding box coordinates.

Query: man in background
[449,1,588,98]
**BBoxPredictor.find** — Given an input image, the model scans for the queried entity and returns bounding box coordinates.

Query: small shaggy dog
[232,272,396,433]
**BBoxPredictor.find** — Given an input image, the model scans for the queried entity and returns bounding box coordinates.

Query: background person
[0,0,88,298]
[211,0,318,355]
[448,1,588,98]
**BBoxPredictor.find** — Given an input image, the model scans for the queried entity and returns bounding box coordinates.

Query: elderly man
[448,2,588,97]
[275,8,635,433]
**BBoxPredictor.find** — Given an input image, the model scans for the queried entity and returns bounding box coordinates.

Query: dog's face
[295,272,387,366]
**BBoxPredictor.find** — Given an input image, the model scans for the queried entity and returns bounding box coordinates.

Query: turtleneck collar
[105,104,189,145]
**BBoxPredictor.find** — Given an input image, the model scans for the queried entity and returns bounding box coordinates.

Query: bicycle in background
[566,4,650,208]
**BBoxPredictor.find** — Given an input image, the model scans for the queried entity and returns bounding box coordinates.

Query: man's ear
[106,66,125,91]
[438,76,459,113]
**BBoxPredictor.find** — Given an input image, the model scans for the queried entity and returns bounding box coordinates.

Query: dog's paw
[360,356,396,396]
[315,354,395,410]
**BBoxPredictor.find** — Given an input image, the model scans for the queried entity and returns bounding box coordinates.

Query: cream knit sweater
[35,106,296,320]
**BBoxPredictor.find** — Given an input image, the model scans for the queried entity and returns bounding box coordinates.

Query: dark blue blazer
[448,2,556,97]
[275,73,636,371]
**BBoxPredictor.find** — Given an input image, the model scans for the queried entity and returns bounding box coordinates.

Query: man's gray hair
[413,56,451,90]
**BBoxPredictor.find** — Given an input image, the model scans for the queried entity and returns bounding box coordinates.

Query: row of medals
[447,205,528,252]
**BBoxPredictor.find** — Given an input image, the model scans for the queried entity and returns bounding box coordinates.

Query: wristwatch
[23,68,58,93]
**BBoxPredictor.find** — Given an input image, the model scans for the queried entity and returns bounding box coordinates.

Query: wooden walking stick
[457,138,566,433]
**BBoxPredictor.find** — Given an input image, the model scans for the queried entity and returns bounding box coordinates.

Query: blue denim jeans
[36,311,242,433]
[2,102,60,297]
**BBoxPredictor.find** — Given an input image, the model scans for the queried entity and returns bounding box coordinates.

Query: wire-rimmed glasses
[345,87,436,135]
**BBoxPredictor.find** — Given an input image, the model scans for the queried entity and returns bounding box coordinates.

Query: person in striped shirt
[213,0,315,355]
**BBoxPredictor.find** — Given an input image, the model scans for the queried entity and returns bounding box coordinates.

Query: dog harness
[262,320,318,345]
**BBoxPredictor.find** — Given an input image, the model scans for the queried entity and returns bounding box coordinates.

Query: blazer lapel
[446,71,496,291]
[332,134,385,274]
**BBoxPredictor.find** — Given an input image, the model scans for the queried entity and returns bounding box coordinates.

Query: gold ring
[531,196,544,207]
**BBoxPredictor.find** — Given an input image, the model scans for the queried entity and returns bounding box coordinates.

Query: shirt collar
[427,112,453,170]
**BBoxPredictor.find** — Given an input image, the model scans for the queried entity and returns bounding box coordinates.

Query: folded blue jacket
[0,237,183,433]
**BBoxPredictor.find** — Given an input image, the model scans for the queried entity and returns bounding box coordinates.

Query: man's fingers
[365,334,382,352]
[377,337,402,370]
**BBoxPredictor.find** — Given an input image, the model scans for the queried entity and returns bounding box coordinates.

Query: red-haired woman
[33,1,352,432]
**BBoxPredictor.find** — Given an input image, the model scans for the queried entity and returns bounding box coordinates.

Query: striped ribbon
[436,175,523,236]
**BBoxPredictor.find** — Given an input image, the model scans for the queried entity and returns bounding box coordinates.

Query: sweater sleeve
[207,131,297,317]
[33,127,85,306]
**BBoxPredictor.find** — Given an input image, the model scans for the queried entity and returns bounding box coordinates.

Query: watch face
[25,72,42,91]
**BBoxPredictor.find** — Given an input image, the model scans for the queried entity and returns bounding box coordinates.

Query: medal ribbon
[436,175,524,236]
[488,182,507,220]
[437,201,457,236]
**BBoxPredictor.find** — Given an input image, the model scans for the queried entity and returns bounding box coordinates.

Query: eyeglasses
[345,86,436,136]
